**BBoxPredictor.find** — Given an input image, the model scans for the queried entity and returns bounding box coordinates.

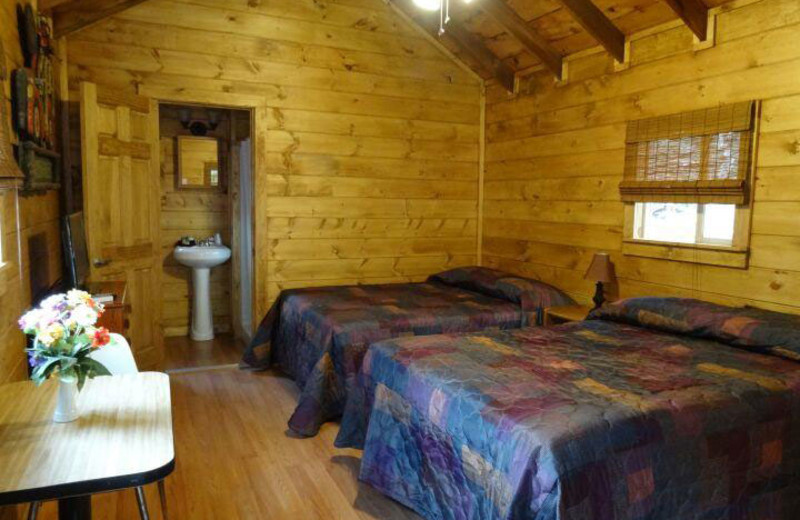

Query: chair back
[89,333,139,375]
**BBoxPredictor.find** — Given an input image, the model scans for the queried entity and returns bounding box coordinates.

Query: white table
[0,372,174,519]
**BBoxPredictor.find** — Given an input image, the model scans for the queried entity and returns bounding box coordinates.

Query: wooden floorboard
[163,333,245,371]
[33,367,420,519]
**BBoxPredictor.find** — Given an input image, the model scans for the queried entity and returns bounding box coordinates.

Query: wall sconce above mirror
[179,107,220,136]
[176,136,221,189]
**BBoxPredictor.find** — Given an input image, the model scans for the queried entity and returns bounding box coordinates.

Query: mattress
[336,297,800,519]
[241,266,574,436]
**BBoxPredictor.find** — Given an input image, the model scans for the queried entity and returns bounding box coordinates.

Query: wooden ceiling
[42,0,725,93]
[392,0,727,91]
[39,0,149,39]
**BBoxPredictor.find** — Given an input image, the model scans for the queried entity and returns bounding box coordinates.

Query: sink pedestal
[173,244,231,342]
[190,267,214,341]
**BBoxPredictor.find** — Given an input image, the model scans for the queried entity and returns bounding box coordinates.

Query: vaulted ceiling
[39,0,149,39]
[42,0,722,93]
[391,0,723,91]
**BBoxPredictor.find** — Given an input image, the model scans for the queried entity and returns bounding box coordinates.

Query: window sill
[622,239,748,269]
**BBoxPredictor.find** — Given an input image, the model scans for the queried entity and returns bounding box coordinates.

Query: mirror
[177,136,220,189]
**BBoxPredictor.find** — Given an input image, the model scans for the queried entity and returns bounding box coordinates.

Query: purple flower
[28,353,44,368]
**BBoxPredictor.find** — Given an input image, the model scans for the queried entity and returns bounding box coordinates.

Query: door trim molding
[136,90,267,337]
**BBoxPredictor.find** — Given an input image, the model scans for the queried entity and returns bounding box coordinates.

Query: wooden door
[80,82,163,369]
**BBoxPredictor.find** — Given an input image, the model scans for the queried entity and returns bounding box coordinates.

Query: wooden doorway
[81,84,267,368]
[79,82,162,368]
[157,103,254,353]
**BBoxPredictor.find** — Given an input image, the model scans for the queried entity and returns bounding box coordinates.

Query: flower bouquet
[19,290,113,422]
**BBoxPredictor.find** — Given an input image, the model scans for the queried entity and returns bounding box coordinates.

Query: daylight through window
[633,202,736,246]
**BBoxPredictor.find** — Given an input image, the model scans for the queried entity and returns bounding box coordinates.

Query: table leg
[58,495,92,520]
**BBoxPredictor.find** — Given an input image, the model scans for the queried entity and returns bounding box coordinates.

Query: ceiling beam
[52,0,149,38]
[443,22,517,92]
[662,0,709,41]
[480,0,563,79]
[556,0,626,62]
[389,0,517,93]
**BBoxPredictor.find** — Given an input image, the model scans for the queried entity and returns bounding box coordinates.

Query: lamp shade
[584,253,615,283]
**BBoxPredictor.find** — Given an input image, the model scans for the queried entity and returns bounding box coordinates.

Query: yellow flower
[66,289,93,306]
[39,323,65,346]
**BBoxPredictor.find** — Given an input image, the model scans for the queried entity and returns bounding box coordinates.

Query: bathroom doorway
[157,103,253,370]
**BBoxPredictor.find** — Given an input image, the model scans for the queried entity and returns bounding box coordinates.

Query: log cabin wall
[0,0,63,385]
[158,105,246,338]
[64,0,483,315]
[483,0,800,314]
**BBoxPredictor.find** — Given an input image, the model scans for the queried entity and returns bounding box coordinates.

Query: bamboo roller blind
[620,101,756,204]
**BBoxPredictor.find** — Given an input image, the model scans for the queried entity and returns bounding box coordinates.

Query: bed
[336,297,800,520]
[241,266,574,437]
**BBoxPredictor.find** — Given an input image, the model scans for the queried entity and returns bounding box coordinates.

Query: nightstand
[87,281,130,336]
[544,305,593,326]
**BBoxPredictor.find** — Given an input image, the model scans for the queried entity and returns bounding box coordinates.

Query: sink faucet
[198,234,223,247]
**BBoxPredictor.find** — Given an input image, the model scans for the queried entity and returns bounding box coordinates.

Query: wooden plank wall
[0,0,63,385]
[159,105,241,337]
[0,188,23,388]
[64,0,483,310]
[483,0,800,314]
[1,2,63,518]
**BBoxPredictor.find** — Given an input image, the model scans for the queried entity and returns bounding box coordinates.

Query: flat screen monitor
[62,212,90,289]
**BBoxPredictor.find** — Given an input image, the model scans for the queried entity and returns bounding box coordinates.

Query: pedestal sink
[174,245,231,341]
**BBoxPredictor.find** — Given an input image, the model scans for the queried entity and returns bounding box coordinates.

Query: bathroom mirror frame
[176,135,222,190]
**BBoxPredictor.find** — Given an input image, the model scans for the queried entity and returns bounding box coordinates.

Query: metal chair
[28,334,168,520]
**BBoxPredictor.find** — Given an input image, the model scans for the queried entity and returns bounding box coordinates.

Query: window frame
[623,202,751,269]
[621,102,759,270]
[0,185,19,287]
[633,202,737,248]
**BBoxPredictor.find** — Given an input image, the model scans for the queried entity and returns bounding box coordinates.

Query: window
[0,189,6,269]
[621,102,757,268]
[633,203,736,246]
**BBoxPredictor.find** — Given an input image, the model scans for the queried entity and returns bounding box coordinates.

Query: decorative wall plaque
[0,38,24,180]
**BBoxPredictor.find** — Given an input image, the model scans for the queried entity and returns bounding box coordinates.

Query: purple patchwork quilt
[336,298,800,520]
[241,267,574,436]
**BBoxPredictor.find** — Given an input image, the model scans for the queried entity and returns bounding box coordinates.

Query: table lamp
[584,252,615,309]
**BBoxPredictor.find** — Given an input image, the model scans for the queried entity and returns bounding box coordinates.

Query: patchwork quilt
[241,267,574,436]
[336,298,800,520]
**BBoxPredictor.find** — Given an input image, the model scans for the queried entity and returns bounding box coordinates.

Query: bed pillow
[428,266,575,323]
[589,297,800,361]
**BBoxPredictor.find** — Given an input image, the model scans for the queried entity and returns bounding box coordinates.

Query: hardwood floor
[32,367,420,520]
[163,334,245,371]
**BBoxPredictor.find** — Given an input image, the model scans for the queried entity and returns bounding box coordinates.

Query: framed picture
[18,140,60,192]
[0,40,23,180]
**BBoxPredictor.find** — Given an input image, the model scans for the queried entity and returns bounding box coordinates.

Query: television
[62,212,90,289]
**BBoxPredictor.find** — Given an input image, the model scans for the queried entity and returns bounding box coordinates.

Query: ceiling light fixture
[412,0,474,35]
[412,0,440,10]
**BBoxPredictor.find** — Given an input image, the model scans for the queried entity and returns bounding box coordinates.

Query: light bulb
[412,0,441,11]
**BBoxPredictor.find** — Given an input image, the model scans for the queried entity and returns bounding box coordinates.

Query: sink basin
[174,245,231,341]
[174,245,231,269]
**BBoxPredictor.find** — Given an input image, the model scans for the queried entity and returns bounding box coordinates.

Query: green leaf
[31,357,59,385]
[59,357,77,372]
[70,341,84,357]
[77,368,87,391]
[74,345,91,360]
[80,357,112,377]
[32,357,57,378]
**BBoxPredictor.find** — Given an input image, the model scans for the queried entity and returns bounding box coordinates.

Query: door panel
[80,82,162,369]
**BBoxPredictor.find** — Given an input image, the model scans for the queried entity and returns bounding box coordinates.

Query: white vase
[53,375,80,423]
